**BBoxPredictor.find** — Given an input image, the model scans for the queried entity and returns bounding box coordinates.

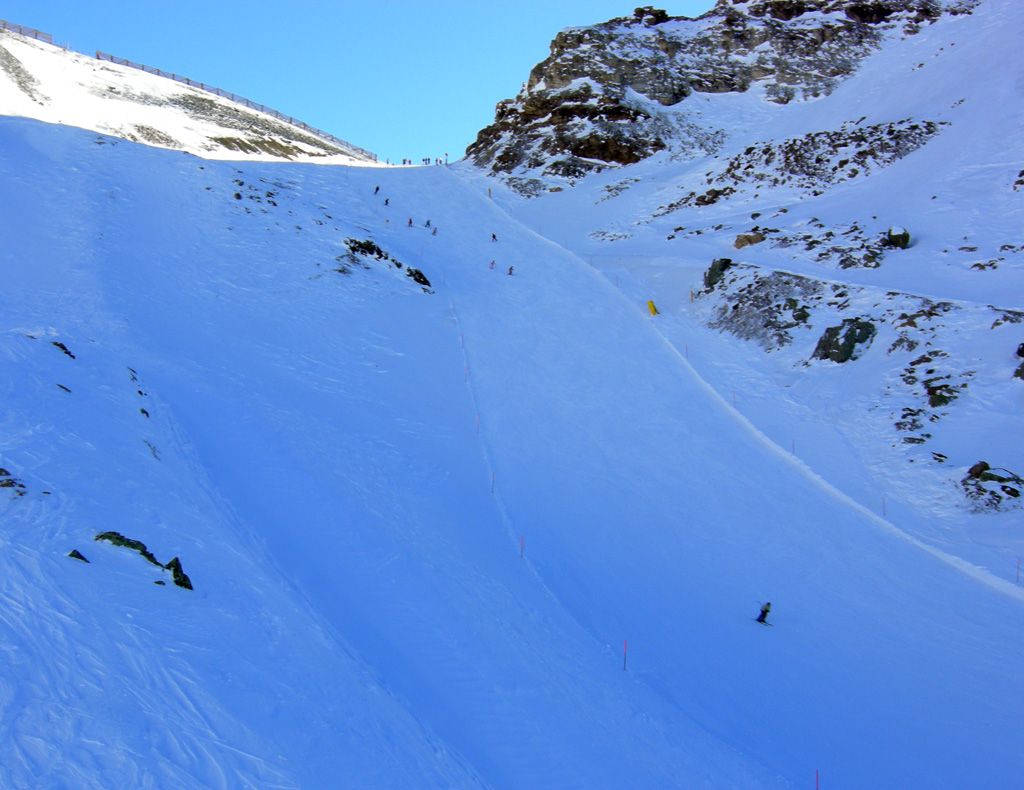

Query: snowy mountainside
[3,1,1024,788]
[469,0,1024,573]
[0,117,787,788]
[4,112,1024,788]
[0,24,376,164]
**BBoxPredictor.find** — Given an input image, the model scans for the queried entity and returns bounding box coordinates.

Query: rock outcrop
[812,317,877,362]
[467,1,977,188]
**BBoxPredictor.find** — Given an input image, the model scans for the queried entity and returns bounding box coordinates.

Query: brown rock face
[466,0,974,185]
[735,232,767,249]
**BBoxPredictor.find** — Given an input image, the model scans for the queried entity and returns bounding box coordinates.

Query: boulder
[734,231,766,249]
[967,460,990,478]
[885,226,911,249]
[703,258,734,290]
[811,318,876,362]
[165,557,194,590]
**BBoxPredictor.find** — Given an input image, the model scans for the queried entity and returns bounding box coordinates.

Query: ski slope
[2,108,1023,789]
[479,0,1024,583]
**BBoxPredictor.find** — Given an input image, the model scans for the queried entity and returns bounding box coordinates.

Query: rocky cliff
[467,0,979,190]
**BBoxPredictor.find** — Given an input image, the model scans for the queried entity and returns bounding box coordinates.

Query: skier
[1017,342,1024,358]
[507,265,514,276]
[491,233,498,242]
[432,227,438,236]
[384,198,389,206]
[425,219,431,227]
[489,260,495,270]
[757,602,771,624]
[374,185,380,195]
[407,218,413,227]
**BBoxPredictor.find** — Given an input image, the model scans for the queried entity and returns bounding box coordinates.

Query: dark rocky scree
[167,94,342,157]
[94,531,193,589]
[130,124,182,149]
[0,467,28,497]
[467,1,973,187]
[0,40,45,103]
[812,317,877,362]
[768,218,897,269]
[960,461,1022,512]
[341,238,433,292]
[703,261,821,349]
[656,119,945,213]
[698,261,1017,464]
[89,82,343,159]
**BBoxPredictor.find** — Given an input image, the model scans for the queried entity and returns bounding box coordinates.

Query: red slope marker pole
[623,639,628,671]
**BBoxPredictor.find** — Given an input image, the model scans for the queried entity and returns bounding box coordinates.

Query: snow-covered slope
[2,115,1024,787]
[2,0,1024,787]
[469,0,1024,573]
[0,24,376,164]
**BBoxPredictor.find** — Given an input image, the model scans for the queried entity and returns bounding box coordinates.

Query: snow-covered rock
[466,0,979,188]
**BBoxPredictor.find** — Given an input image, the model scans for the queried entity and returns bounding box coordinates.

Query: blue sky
[2,1,716,162]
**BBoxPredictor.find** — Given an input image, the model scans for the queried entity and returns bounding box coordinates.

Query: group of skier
[487,234,514,274]
[372,187,514,268]
[390,155,449,166]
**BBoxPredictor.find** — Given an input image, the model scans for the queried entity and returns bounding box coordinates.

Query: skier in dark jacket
[374,185,380,195]
[491,233,498,242]
[757,602,771,624]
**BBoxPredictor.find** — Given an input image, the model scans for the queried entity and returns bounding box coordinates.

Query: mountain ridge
[466,0,982,187]
[0,20,377,164]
